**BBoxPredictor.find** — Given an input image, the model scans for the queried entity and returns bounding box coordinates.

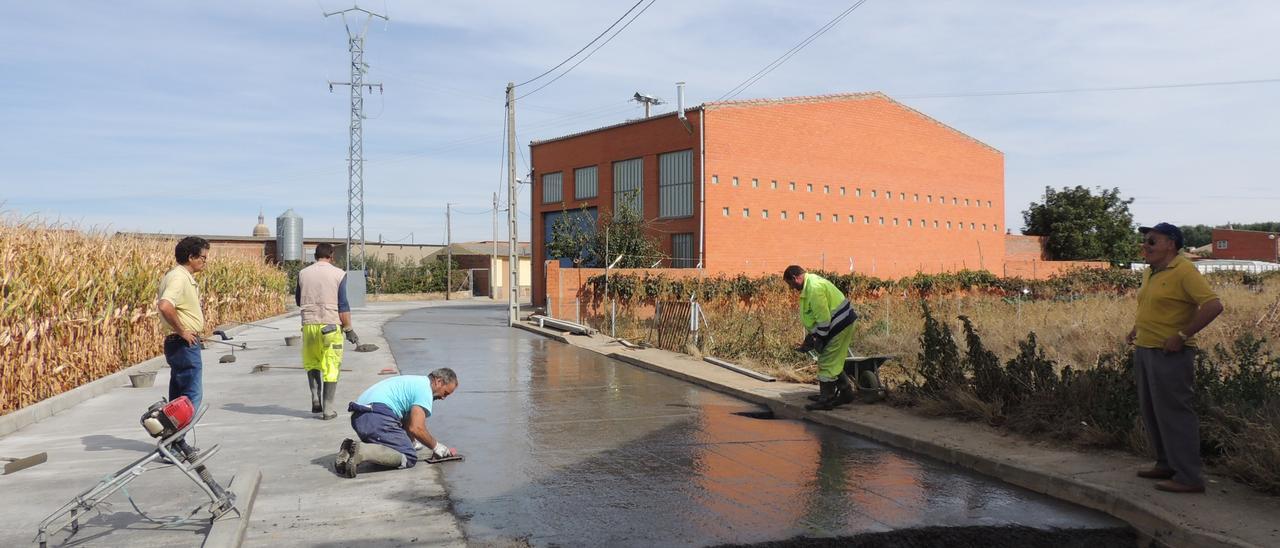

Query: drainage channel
[387,305,1133,547]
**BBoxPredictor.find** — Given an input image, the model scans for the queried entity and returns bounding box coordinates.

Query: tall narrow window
[541,172,563,203]
[612,158,643,215]
[573,165,598,200]
[671,233,695,268]
[658,150,693,218]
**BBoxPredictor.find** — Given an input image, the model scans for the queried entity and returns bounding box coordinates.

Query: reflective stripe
[812,299,856,341]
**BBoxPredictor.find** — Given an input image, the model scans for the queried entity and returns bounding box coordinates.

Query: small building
[433,241,532,299]
[1211,228,1279,262]
[529,91,1006,305]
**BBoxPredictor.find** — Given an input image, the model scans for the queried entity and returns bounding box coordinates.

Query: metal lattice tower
[325,6,386,271]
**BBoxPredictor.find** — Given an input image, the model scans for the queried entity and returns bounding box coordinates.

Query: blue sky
[3,1,1278,244]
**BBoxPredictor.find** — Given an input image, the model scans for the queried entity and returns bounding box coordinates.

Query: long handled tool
[1,452,47,475]
[208,330,247,363]
[35,397,237,548]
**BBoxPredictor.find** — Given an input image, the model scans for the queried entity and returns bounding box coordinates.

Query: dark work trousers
[348,402,418,467]
[164,335,204,411]
[1134,346,1203,486]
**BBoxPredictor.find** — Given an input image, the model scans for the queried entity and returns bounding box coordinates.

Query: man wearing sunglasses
[1127,222,1223,494]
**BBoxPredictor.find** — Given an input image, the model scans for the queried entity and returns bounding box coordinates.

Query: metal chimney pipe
[677,82,686,121]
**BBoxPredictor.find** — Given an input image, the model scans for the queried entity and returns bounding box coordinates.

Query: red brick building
[529,92,1006,305]
[1211,228,1280,262]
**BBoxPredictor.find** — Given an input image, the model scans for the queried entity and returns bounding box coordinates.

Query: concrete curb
[0,310,300,439]
[516,321,1259,548]
[203,465,262,548]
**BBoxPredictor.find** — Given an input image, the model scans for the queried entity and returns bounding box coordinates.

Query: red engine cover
[162,396,195,431]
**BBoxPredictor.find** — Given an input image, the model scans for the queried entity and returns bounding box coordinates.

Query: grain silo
[276,209,303,262]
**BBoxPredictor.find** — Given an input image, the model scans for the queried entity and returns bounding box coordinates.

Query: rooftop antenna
[632,92,664,118]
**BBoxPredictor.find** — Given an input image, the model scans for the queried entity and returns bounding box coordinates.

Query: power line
[897,77,1280,99]
[718,0,871,102]
[515,0,647,88]
[516,0,657,101]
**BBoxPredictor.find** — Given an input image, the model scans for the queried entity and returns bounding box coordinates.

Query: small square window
[856,188,863,197]
[721,207,729,217]
[933,220,938,228]
[815,213,822,222]
[771,180,778,189]
[970,222,976,229]
[994,223,999,232]
[752,178,759,188]
[806,183,813,192]
[987,200,992,208]
[920,219,925,227]
[952,197,958,205]
[878,217,885,225]
[742,208,749,218]
[947,221,952,229]
[1216,240,1228,249]
[789,182,796,191]
[965,199,971,206]
[864,216,870,224]
[762,209,769,219]
[712,175,719,185]
[982,223,987,231]
[913,194,919,202]
[799,212,806,221]
[781,210,788,220]
[927,195,933,203]
[958,221,964,230]
[939,195,945,204]
[840,187,846,196]
[885,191,891,200]
[732,177,739,187]
[893,218,899,226]
[823,185,830,194]
[907,218,913,227]
[899,192,906,200]
[832,213,838,223]
[848,215,855,223]
[871,190,878,198]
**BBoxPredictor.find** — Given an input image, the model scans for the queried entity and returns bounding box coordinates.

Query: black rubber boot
[337,440,406,478]
[833,371,857,405]
[807,382,831,402]
[307,370,323,413]
[321,381,338,420]
[805,381,837,411]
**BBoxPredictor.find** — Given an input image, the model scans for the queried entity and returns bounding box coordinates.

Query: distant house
[433,241,532,299]
[1211,228,1280,263]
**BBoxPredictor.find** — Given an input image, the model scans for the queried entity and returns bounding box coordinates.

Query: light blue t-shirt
[355,375,434,419]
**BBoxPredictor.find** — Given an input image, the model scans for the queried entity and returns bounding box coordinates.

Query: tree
[587,201,665,268]
[545,202,666,268]
[1181,224,1213,249]
[1021,186,1137,262]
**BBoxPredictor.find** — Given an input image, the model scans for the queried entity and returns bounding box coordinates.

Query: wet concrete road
[386,305,1126,547]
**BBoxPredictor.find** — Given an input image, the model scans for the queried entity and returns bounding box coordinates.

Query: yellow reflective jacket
[800,273,856,342]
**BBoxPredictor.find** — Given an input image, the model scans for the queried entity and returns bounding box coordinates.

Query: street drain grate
[732,410,777,420]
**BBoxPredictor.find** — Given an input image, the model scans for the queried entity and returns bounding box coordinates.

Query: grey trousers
[1134,347,1203,486]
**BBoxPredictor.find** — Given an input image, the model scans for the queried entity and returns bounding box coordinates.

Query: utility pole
[446,203,453,301]
[492,192,498,300]
[506,82,519,326]
[325,5,386,272]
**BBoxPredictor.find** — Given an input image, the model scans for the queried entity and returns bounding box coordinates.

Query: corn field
[0,218,287,415]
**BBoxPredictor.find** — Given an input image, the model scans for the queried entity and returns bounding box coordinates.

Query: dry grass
[1,217,287,415]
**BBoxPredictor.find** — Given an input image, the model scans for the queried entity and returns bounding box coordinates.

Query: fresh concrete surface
[514,320,1280,548]
[0,302,469,547]
[203,465,261,548]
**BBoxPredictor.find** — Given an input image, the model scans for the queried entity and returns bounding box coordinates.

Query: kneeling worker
[784,265,858,411]
[336,368,459,478]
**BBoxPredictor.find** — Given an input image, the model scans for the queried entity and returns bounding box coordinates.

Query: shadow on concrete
[711,525,1136,548]
[81,434,156,453]
[310,454,340,476]
[221,403,314,419]
[55,510,207,547]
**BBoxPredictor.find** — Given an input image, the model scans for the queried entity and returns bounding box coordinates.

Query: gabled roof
[436,241,532,257]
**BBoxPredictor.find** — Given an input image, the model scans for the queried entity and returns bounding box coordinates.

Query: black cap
[1140,222,1184,249]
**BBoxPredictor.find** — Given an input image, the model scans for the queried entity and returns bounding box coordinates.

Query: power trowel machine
[35,397,237,547]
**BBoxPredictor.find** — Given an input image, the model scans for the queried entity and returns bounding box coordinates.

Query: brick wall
[1211,228,1280,262]
[530,111,703,307]
[1004,234,1047,261]
[702,94,1006,279]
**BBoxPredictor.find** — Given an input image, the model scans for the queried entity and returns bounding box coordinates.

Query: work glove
[795,333,820,353]
[343,328,359,345]
[432,442,452,459]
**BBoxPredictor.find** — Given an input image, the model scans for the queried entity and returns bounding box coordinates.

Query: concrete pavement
[514,319,1280,548]
[0,302,468,547]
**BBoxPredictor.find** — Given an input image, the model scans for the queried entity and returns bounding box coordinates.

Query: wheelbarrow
[844,353,892,403]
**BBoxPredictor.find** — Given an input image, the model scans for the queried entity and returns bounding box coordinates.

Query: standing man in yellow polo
[297,243,358,419]
[784,265,858,411]
[1127,222,1223,494]
[156,236,210,411]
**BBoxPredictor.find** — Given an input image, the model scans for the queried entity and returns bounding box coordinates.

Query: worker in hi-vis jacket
[784,265,858,411]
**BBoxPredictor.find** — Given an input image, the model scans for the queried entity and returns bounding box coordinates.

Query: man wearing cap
[1127,222,1223,493]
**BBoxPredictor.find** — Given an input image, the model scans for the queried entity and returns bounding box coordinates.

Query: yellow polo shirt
[157,265,204,335]
[1134,256,1218,348]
